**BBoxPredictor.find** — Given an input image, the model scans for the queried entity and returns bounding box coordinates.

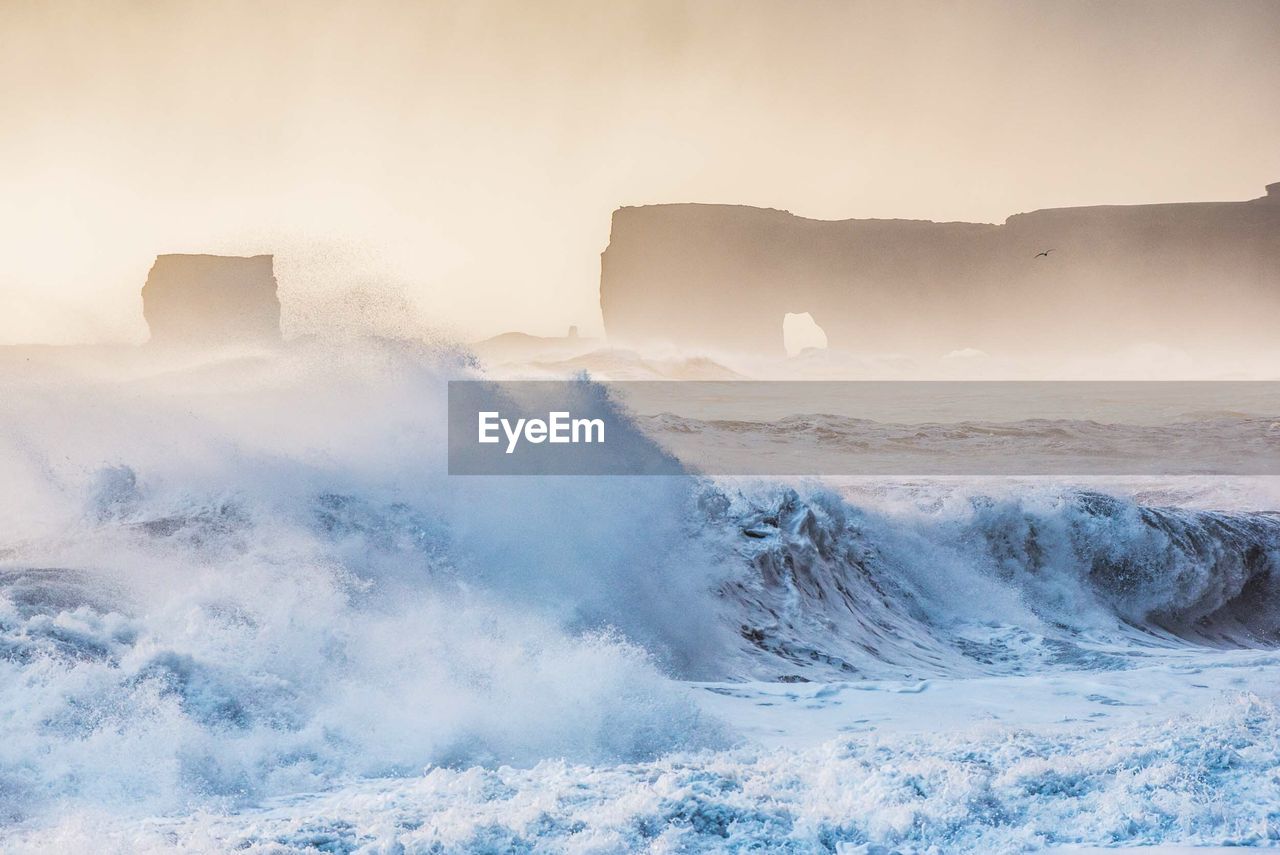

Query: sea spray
[4,340,1280,847]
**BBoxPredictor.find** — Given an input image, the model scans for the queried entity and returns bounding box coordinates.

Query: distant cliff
[142,254,281,347]
[600,184,1280,356]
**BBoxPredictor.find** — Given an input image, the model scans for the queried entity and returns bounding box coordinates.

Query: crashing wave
[2,339,1279,839]
[712,485,1280,681]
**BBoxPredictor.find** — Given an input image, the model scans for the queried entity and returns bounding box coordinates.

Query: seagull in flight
[1034,249,1054,259]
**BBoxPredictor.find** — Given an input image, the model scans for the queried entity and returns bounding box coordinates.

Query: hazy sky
[2,0,1278,344]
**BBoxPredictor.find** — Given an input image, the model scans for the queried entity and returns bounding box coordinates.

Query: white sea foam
[2,339,1279,852]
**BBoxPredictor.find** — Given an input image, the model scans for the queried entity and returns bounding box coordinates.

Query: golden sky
[2,0,1278,344]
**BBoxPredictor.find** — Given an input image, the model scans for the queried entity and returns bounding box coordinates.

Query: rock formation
[142,254,281,347]
[600,185,1280,356]
[471,330,600,365]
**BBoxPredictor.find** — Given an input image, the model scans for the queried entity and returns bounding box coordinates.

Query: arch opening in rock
[782,312,828,356]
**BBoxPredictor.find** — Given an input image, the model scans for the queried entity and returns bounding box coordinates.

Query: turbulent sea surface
[2,341,1280,853]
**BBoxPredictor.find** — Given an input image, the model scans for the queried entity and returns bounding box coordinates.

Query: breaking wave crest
[1,339,1278,837]
[717,485,1280,681]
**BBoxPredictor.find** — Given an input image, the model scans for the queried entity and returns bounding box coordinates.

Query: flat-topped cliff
[142,254,281,347]
[600,186,1280,356]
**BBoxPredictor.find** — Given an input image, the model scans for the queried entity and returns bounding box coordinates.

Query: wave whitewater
[1,339,1278,851]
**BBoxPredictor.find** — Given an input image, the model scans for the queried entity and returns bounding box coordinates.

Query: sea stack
[142,254,282,347]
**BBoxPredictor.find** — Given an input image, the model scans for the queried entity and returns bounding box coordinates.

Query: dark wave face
[713,486,1280,681]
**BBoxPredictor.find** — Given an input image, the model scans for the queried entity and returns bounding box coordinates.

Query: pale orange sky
[2,0,1278,344]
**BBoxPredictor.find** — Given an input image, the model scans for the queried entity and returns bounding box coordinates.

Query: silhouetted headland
[471,327,601,364]
[600,183,1280,356]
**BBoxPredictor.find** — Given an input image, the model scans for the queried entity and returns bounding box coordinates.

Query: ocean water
[2,340,1279,853]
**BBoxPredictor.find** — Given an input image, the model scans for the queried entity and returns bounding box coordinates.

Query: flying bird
[1034,249,1054,258]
